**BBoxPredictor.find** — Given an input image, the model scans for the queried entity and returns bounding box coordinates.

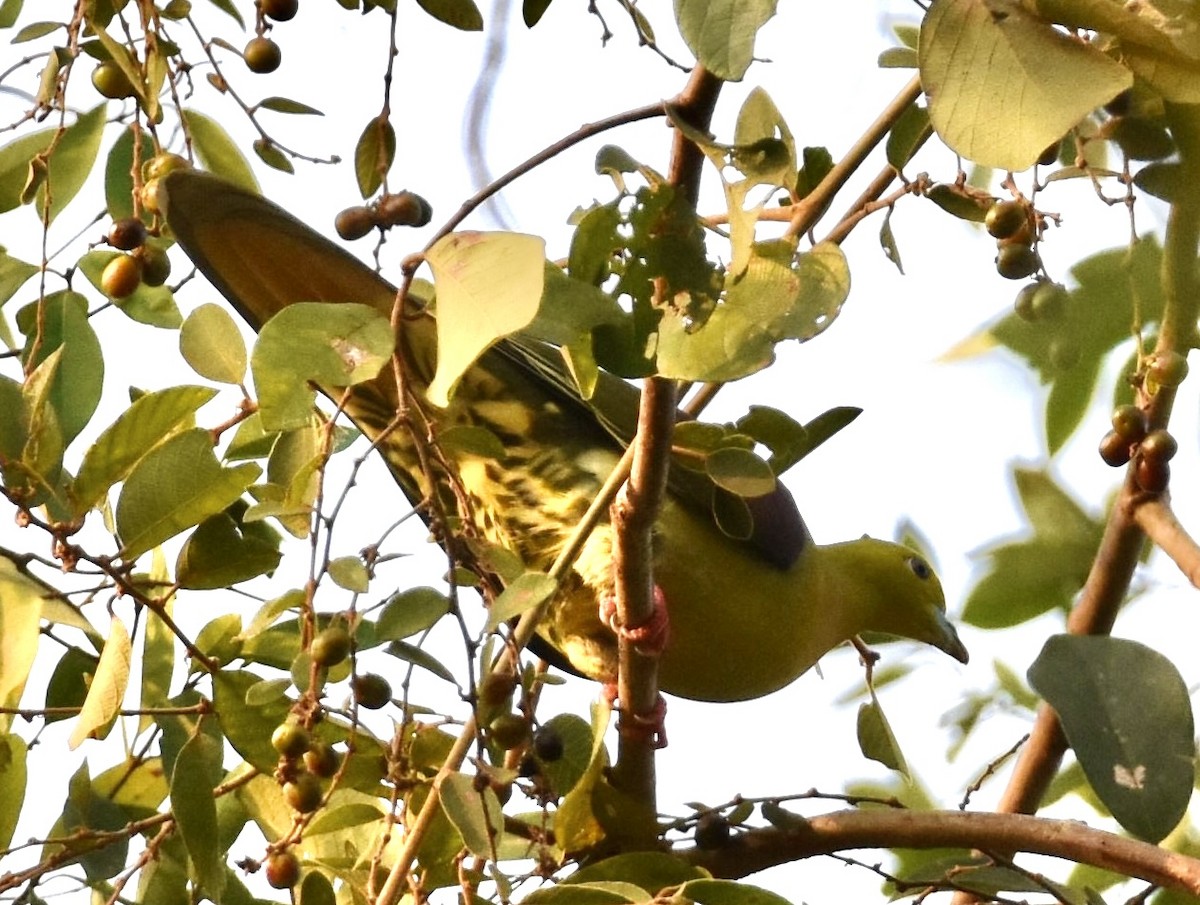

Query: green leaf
[487,572,558,632]
[213,669,292,773]
[104,125,146,221]
[329,555,369,592]
[0,127,55,215]
[704,447,774,498]
[523,0,552,26]
[440,773,504,857]
[34,104,107,224]
[172,731,226,897]
[673,0,778,81]
[68,617,131,749]
[1028,636,1194,843]
[677,878,796,905]
[425,231,546,407]
[257,96,324,116]
[176,509,282,589]
[0,557,42,723]
[44,647,98,723]
[17,290,103,446]
[375,587,451,640]
[415,0,483,30]
[355,115,395,198]
[116,428,261,560]
[0,0,24,28]
[253,138,294,174]
[306,802,384,836]
[180,303,248,384]
[857,696,910,779]
[73,384,218,514]
[886,101,930,171]
[252,302,394,431]
[0,733,27,850]
[385,639,456,683]
[77,248,183,328]
[180,109,258,193]
[919,0,1131,170]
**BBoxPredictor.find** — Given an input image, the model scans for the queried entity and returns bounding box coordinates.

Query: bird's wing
[162,169,810,572]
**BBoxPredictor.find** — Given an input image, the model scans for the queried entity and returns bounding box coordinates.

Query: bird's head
[831,537,969,665]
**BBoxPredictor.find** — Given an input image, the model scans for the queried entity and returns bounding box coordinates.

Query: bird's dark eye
[907,556,932,580]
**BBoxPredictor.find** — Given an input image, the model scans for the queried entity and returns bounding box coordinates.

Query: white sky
[2,1,1197,902]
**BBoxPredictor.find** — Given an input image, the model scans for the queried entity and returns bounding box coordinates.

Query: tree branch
[687,809,1200,895]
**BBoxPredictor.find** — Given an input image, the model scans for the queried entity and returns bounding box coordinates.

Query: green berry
[351,673,391,710]
[136,244,172,287]
[244,37,282,74]
[271,722,311,758]
[1030,281,1068,321]
[311,625,351,667]
[283,773,323,812]
[303,740,341,778]
[985,200,1028,240]
[995,244,1039,280]
[1111,405,1148,442]
[1013,283,1040,322]
[91,61,136,99]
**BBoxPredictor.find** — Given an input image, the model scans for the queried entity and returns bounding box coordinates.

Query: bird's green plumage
[162,170,968,703]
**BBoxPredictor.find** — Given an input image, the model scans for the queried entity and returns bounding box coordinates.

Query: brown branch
[686,809,1200,895]
[609,64,722,803]
[1133,496,1200,588]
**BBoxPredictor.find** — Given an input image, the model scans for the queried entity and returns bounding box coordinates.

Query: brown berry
[1147,350,1189,389]
[303,740,341,778]
[1135,455,1170,493]
[265,850,301,889]
[995,244,1039,280]
[311,625,351,667]
[136,244,172,287]
[101,254,142,299]
[244,37,282,74]
[1111,405,1148,442]
[351,673,391,710]
[334,206,377,241]
[376,191,432,228]
[283,773,323,812]
[261,0,299,21]
[107,217,147,251]
[271,721,310,758]
[1099,431,1131,467]
[91,61,136,99]
[1140,429,1178,464]
[985,200,1028,240]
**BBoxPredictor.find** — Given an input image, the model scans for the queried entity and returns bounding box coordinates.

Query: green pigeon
[162,170,968,703]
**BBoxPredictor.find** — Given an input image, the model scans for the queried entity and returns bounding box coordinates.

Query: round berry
[1030,281,1068,321]
[136,244,171,287]
[1148,350,1188,389]
[1098,430,1131,468]
[1140,429,1178,464]
[144,152,192,181]
[478,670,517,707]
[244,37,282,74]
[261,0,299,21]
[1013,282,1040,322]
[1135,456,1170,493]
[311,625,351,668]
[100,254,142,299]
[376,191,432,228]
[265,850,300,889]
[351,673,391,710]
[283,772,323,812]
[985,200,1028,240]
[334,206,377,241]
[996,244,1039,280]
[303,740,341,778]
[107,217,147,251]
[1111,405,1148,442]
[271,722,310,758]
[91,61,135,99]
[532,726,563,762]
